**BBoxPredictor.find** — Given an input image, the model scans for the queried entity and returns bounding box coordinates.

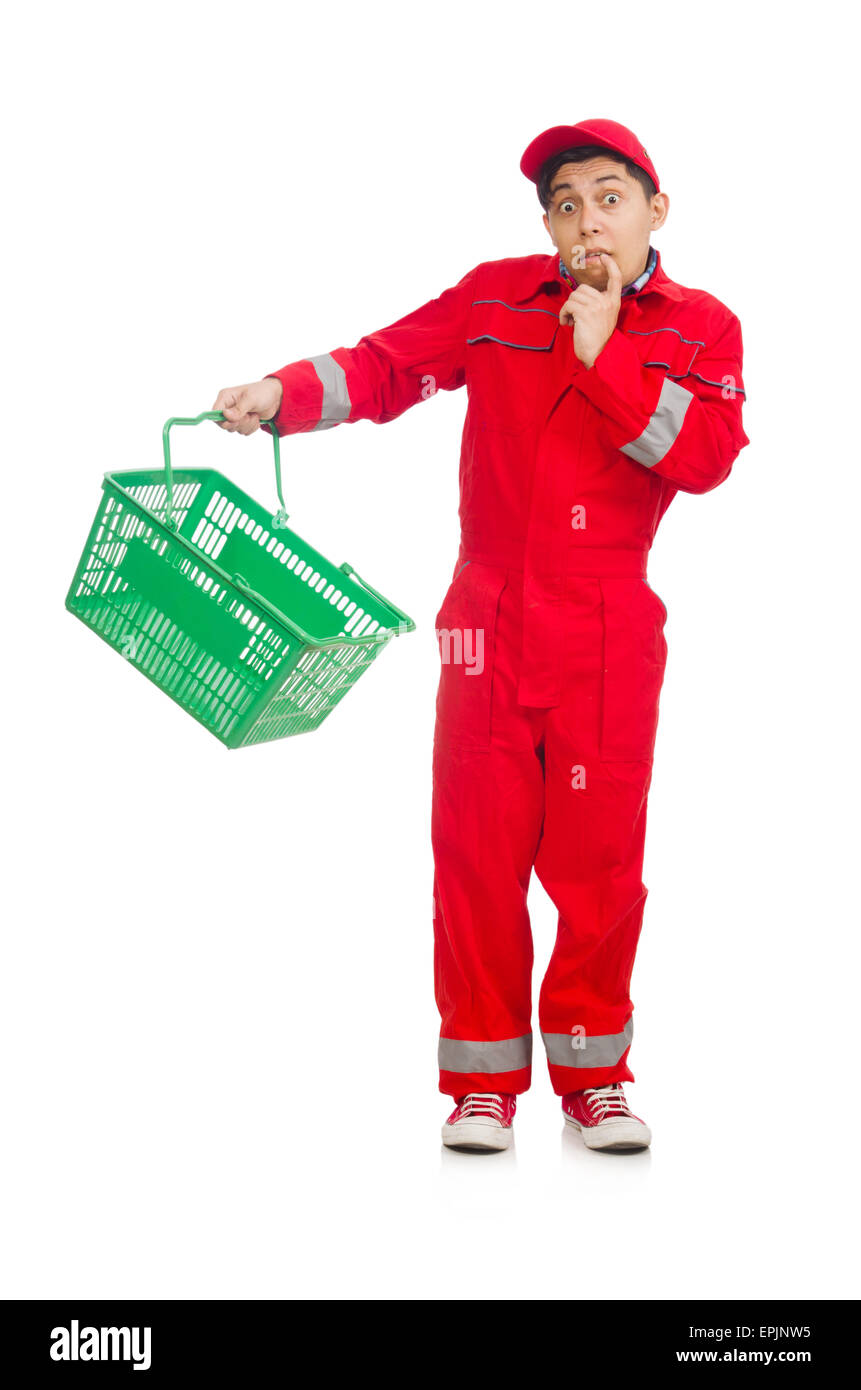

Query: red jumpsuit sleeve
[260,264,478,438]
[570,310,750,494]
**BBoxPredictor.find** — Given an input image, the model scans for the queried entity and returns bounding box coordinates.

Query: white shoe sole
[564,1114,652,1151]
[441,1120,513,1152]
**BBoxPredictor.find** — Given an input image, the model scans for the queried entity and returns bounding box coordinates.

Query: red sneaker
[562,1083,651,1151]
[442,1093,516,1152]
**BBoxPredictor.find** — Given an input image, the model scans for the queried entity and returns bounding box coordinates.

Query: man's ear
[542,212,555,245]
[650,192,670,231]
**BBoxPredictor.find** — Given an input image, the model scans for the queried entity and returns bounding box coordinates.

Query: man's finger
[570,284,602,303]
[560,294,577,325]
[212,388,240,427]
[222,389,249,422]
[600,252,623,294]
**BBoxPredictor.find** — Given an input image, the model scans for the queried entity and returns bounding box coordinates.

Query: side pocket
[433,559,471,630]
[598,577,668,763]
[642,577,668,625]
[434,562,508,751]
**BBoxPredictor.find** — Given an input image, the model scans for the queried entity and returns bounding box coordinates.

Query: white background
[3,0,859,1301]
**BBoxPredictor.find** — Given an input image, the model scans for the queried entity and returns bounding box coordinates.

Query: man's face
[542,156,668,289]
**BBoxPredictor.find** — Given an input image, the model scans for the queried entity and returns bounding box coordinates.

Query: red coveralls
[263,246,749,1098]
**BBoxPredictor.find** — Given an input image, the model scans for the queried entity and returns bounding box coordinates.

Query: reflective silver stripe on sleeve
[438,1034,532,1074]
[621,377,693,467]
[541,1018,633,1069]
[308,353,351,430]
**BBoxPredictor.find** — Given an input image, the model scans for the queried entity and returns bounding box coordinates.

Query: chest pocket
[623,325,704,383]
[466,299,560,432]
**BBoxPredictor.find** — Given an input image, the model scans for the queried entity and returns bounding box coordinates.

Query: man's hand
[211,378,283,434]
[558,248,623,370]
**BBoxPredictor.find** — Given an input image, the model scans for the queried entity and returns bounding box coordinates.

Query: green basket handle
[338,562,416,633]
[161,410,288,532]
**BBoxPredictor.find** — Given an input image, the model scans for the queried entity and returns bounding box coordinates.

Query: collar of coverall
[511,244,685,305]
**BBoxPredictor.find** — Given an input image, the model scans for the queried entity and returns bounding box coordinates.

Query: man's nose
[581,202,605,229]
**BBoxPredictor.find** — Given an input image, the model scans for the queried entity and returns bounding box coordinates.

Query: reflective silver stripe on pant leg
[621,377,693,466]
[541,1018,634,1069]
[308,353,351,430]
[438,1035,533,1074]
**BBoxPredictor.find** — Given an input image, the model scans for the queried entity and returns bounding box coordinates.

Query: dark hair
[536,144,656,212]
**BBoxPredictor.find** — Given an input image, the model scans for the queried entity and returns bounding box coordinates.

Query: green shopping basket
[65,411,415,748]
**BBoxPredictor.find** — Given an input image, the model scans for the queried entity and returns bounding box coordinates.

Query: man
[212,118,749,1155]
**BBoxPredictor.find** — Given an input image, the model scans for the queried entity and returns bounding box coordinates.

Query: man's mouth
[570,246,611,268]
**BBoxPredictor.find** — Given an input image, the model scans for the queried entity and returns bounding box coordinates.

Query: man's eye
[560,201,575,213]
[605,194,620,204]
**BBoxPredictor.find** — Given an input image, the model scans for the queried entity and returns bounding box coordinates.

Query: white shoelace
[457,1093,505,1121]
[584,1084,633,1121]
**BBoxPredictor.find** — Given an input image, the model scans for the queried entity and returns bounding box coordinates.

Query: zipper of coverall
[549,322,587,569]
[614,279,665,547]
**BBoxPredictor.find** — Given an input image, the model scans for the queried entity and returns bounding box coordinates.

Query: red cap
[520,118,660,194]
